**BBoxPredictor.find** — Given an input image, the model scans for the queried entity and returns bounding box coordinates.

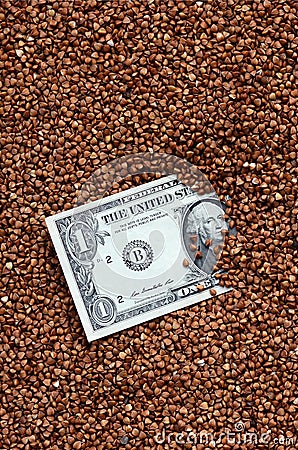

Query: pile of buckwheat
[1,0,297,449]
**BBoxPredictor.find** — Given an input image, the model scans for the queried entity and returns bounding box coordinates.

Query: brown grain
[0,0,297,449]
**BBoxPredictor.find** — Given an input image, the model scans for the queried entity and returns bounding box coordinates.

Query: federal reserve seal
[122,240,154,271]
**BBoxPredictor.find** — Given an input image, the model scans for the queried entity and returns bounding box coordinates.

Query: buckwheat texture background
[1,1,297,449]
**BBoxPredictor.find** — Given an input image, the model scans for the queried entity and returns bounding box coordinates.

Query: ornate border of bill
[46,175,232,341]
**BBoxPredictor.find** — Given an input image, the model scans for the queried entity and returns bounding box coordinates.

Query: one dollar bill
[46,175,231,341]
